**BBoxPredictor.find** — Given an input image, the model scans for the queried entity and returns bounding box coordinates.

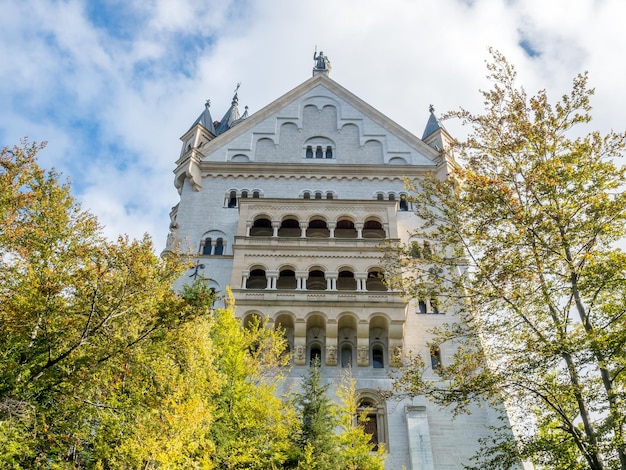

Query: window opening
[227,190,237,208]
[315,192,322,200]
[307,219,329,238]
[315,146,323,159]
[372,346,384,369]
[388,194,395,201]
[399,195,408,211]
[202,237,212,255]
[337,270,356,290]
[341,345,352,368]
[310,346,322,366]
[326,192,333,200]
[278,219,300,237]
[252,191,260,198]
[246,269,267,289]
[306,146,313,159]
[214,238,224,255]
[326,146,333,159]
[430,346,442,370]
[358,400,380,450]
[418,299,427,314]
[431,298,439,314]
[303,192,311,199]
[376,193,384,201]
[250,218,272,237]
[423,241,432,259]
[241,190,248,199]
[276,269,297,289]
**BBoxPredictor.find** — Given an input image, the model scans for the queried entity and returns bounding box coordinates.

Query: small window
[241,190,248,199]
[326,192,333,200]
[372,347,384,369]
[214,238,224,255]
[388,194,396,201]
[326,146,333,159]
[227,190,237,208]
[399,195,408,211]
[430,346,442,370]
[252,191,260,198]
[357,400,380,450]
[306,146,313,159]
[310,347,322,366]
[341,345,352,368]
[376,193,384,201]
[431,298,439,314]
[303,192,311,200]
[315,192,322,200]
[418,299,427,314]
[315,146,323,159]
[410,242,422,258]
[202,237,212,255]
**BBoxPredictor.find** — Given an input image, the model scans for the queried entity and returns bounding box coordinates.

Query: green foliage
[387,51,626,469]
[291,358,342,469]
[0,140,295,468]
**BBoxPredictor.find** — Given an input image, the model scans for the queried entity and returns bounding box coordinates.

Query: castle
[164,52,509,469]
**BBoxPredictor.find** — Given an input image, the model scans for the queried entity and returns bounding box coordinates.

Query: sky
[1,0,625,252]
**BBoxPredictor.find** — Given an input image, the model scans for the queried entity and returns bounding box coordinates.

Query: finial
[205,99,211,108]
[429,104,435,113]
[312,48,331,76]
[234,82,241,94]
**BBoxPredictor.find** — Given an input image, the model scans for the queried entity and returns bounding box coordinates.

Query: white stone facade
[166,72,512,469]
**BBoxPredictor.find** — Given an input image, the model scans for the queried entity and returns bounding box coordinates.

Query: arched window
[307,270,326,290]
[214,238,224,255]
[337,270,356,290]
[363,220,384,239]
[276,269,296,289]
[388,194,396,201]
[410,241,422,258]
[335,219,357,238]
[227,190,237,208]
[307,219,329,238]
[376,193,384,201]
[431,298,439,314]
[357,399,382,450]
[246,269,267,289]
[303,191,311,199]
[306,146,313,159]
[250,218,272,236]
[430,346,442,370]
[241,190,248,199]
[315,192,322,200]
[252,191,260,198]
[366,270,386,291]
[326,192,333,200]
[278,218,300,237]
[326,146,333,159]
[399,195,408,211]
[310,346,322,366]
[315,146,323,159]
[418,299,427,314]
[372,346,384,369]
[341,345,353,368]
[202,237,212,255]
[423,241,432,259]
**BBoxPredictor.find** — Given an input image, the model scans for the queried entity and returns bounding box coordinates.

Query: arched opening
[399,195,409,211]
[326,192,333,200]
[202,237,212,255]
[315,192,322,200]
[307,269,326,290]
[306,146,313,159]
[418,299,427,314]
[366,269,386,291]
[315,146,323,159]
[357,398,382,450]
[376,193,384,201]
[310,345,322,365]
[341,345,353,368]
[214,238,224,255]
[303,191,311,199]
[241,190,248,199]
[362,220,385,239]
[250,218,272,237]
[278,218,300,237]
[430,346,442,371]
[337,270,356,290]
[276,269,297,290]
[335,219,357,238]
[326,146,333,159]
[372,346,384,369]
[227,190,237,208]
[252,191,260,198]
[246,269,267,289]
[306,219,329,238]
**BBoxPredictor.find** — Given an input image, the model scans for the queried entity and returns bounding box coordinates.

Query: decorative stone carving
[295,345,305,362]
[358,346,369,366]
[326,345,337,365]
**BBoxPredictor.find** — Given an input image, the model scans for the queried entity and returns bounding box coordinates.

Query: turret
[179,99,216,158]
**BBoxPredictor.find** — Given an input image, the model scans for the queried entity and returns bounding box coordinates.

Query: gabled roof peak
[313,48,331,76]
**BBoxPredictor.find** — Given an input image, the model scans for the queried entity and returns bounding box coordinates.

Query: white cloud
[2,0,625,253]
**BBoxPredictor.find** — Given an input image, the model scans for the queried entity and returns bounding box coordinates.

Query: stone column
[355,222,363,239]
[272,221,280,237]
[299,222,307,238]
[326,271,338,291]
[328,221,336,238]
[295,271,308,290]
[241,270,250,289]
[266,271,278,290]
[355,273,367,291]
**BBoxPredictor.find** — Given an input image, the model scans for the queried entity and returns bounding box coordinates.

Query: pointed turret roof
[189,100,216,134]
[422,105,446,140]
[215,85,243,135]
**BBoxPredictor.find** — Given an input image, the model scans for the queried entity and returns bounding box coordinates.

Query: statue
[313,48,330,70]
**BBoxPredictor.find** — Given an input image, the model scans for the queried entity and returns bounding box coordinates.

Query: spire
[312,47,331,76]
[422,104,446,140]
[215,83,242,135]
[188,99,216,134]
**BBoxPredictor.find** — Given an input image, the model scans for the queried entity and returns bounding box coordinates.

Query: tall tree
[292,359,343,469]
[0,141,296,468]
[387,51,626,469]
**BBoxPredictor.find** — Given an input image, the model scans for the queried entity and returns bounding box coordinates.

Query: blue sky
[2,0,625,252]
